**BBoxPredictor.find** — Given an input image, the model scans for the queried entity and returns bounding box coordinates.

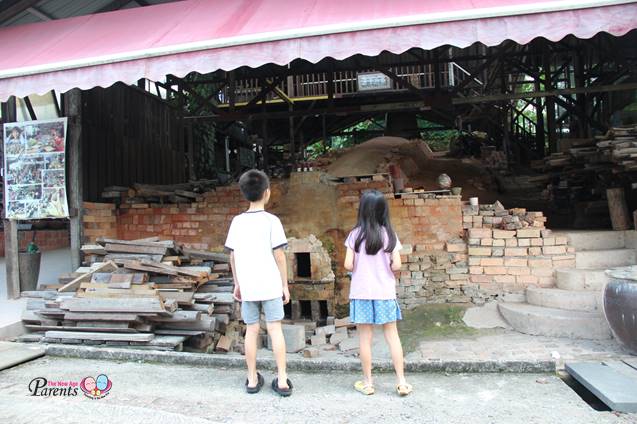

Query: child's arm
[390,248,402,271]
[344,247,354,271]
[273,248,290,304]
[230,251,241,301]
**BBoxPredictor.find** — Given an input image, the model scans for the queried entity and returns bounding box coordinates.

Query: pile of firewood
[19,237,244,353]
[101,180,217,204]
[597,126,637,172]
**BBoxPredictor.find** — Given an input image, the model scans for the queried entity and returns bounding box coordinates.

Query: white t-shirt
[224,210,288,301]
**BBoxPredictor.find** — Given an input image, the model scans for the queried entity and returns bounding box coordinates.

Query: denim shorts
[241,297,285,324]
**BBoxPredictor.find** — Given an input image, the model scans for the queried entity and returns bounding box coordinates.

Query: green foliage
[417,118,459,152]
[306,117,458,158]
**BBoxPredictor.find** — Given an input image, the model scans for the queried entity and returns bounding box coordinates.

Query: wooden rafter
[0,0,41,24]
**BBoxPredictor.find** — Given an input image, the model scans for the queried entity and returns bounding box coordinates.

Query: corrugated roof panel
[0,0,180,27]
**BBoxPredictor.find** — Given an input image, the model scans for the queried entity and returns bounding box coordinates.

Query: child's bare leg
[266,321,289,389]
[357,324,374,385]
[244,323,260,386]
[383,321,407,385]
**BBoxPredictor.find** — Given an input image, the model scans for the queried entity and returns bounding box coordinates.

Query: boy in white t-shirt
[225,169,292,396]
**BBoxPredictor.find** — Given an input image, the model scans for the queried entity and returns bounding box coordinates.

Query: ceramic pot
[603,269,637,355]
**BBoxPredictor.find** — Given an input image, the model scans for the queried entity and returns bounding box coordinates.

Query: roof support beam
[26,6,51,21]
[0,0,41,24]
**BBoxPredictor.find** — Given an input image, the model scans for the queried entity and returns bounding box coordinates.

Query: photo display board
[3,118,69,219]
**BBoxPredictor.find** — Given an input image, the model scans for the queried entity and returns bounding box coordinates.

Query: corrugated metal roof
[0,0,179,27]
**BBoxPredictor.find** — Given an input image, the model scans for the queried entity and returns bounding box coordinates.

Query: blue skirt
[350,299,402,325]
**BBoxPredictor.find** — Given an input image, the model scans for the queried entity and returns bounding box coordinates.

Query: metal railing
[218,62,482,106]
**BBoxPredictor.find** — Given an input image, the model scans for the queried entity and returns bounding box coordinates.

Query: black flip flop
[271,377,293,397]
[245,372,264,394]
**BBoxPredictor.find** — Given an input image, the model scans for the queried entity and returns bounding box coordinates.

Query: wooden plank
[130,335,186,348]
[139,259,208,278]
[59,297,166,313]
[193,292,234,304]
[156,317,215,331]
[58,261,118,293]
[81,245,107,255]
[45,331,154,342]
[105,253,164,262]
[154,329,204,336]
[120,260,178,275]
[99,237,175,249]
[147,310,201,322]
[159,291,194,304]
[21,290,59,299]
[63,312,142,321]
[28,325,139,333]
[182,303,214,314]
[182,247,230,263]
[105,243,168,255]
[78,291,157,299]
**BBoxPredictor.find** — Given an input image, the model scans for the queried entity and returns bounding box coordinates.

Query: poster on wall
[3,118,69,220]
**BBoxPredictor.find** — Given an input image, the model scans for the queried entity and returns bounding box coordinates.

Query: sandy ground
[0,356,635,424]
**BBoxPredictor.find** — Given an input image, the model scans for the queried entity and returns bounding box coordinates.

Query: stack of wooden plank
[597,126,637,172]
[101,180,217,204]
[19,237,244,353]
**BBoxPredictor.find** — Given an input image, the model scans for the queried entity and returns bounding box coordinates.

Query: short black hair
[238,169,270,202]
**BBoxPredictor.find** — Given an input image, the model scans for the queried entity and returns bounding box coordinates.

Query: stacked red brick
[83,202,118,243]
[462,203,574,296]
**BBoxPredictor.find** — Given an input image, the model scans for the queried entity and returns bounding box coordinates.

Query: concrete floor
[0,356,635,424]
[0,248,72,339]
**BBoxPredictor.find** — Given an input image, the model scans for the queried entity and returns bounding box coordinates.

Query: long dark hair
[353,190,397,255]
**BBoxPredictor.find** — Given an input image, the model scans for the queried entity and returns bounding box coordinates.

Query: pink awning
[0,0,636,101]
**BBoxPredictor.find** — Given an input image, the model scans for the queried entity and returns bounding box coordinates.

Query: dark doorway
[295,252,311,279]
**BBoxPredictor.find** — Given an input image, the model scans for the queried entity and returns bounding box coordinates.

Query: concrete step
[554,230,625,251]
[498,302,611,340]
[555,268,609,291]
[526,287,601,312]
[575,248,636,269]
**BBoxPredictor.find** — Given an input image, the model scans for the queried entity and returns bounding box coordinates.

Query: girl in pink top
[344,189,412,396]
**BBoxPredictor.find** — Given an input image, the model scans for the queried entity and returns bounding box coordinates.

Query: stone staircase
[498,230,636,340]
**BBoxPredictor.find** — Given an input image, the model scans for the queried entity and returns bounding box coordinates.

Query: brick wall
[83,202,118,243]
[81,171,574,309]
[459,203,575,303]
[0,229,69,257]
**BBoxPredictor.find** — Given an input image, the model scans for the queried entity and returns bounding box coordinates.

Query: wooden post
[186,121,195,180]
[64,89,83,270]
[2,97,20,299]
[288,104,295,166]
[543,49,557,154]
[607,188,631,230]
[261,116,269,172]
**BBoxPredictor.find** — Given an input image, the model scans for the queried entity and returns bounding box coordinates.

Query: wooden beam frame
[0,0,41,24]
[63,89,83,270]
[1,97,20,299]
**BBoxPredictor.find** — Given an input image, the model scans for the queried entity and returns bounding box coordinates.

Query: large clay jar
[603,267,637,355]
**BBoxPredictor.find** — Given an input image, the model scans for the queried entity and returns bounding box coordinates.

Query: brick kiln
[82,170,571,312]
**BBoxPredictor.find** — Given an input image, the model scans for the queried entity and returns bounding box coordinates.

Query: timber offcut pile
[527,126,637,226]
[597,125,637,172]
[19,237,244,353]
[101,180,217,205]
